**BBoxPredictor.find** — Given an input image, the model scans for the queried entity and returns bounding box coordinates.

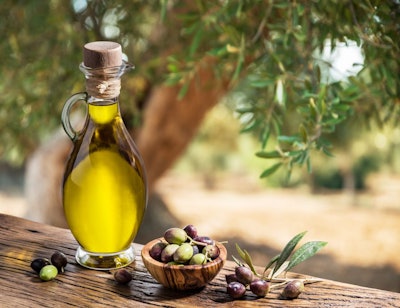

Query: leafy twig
[234,231,327,283]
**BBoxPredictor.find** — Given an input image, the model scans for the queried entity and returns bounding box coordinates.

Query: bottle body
[63,100,147,254]
[61,42,147,269]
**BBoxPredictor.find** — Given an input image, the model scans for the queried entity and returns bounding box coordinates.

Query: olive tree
[0,0,399,197]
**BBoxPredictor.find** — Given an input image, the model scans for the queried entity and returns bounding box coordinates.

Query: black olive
[31,258,51,274]
[51,251,68,273]
[114,269,133,284]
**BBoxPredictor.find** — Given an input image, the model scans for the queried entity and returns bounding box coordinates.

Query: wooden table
[1,213,399,307]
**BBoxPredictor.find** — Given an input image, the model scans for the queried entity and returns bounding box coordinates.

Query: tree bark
[136,56,230,189]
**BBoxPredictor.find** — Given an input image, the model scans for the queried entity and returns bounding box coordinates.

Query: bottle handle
[61,92,88,141]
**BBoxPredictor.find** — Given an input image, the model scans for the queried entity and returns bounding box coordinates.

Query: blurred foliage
[0,0,164,164]
[163,0,400,180]
[0,1,399,185]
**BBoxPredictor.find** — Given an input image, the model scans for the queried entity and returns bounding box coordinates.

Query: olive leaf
[260,162,283,178]
[235,243,257,275]
[263,253,280,275]
[271,261,290,279]
[233,231,327,282]
[177,83,190,100]
[285,241,328,273]
[235,243,246,260]
[255,150,282,159]
[272,231,307,276]
[232,255,243,267]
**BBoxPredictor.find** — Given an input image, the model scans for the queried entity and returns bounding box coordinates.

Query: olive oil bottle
[61,42,147,270]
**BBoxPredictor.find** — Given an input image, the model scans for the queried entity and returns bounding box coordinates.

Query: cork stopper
[83,41,122,69]
[82,41,125,98]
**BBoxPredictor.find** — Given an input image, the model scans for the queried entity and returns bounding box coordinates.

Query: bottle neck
[88,100,120,124]
[80,61,133,100]
[85,78,121,99]
[87,96,119,105]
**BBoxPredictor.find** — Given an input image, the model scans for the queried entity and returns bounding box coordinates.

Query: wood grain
[0,213,399,307]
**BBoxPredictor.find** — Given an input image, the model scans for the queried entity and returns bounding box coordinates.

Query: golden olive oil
[63,102,146,253]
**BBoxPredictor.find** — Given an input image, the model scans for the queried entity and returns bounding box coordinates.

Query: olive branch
[233,231,327,284]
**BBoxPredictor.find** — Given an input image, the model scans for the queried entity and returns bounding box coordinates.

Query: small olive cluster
[149,225,220,265]
[226,265,304,299]
[226,266,270,298]
[30,251,68,281]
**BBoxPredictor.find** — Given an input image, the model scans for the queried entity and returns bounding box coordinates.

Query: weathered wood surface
[0,213,399,307]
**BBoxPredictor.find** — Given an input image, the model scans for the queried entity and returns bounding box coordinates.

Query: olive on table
[114,269,133,284]
[39,265,58,281]
[227,281,246,299]
[51,251,68,272]
[250,279,270,297]
[235,266,253,285]
[31,258,51,274]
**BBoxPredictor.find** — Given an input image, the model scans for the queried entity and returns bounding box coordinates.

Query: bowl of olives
[141,225,227,290]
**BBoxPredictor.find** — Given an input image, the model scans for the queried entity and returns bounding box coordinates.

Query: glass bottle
[61,41,147,270]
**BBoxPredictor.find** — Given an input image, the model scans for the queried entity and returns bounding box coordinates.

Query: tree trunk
[136,57,230,189]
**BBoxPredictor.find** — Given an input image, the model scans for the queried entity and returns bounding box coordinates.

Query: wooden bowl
[141,238,227,290]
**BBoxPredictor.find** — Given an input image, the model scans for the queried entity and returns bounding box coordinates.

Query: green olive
[189,253,207,265]
[173,243,194,264]
[39,265,58,281]
[164,228,187,245]
[160,244,180,263]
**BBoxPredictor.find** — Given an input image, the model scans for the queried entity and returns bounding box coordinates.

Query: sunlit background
[0,0,399,292]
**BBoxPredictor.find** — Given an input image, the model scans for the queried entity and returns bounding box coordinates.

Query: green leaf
[240,118,258,133]
[299,124,308,143]
[273,2,289,8]
[207,46,227,57]
[177,83,190,100]
[322,147,334,157]
[286,241,328,272]
[260,162,282,178]
[271,261,290,278]
[160,0,167,22]
[231,34,245,82]
[189,26,204,58]
[250,79,275,88]
[263,253,280,274]
[287,150,303,157]
[255,150,281,159]
[235,244,257,274]
[260,126,270,149]
[293,30,306,42]
[235,243,246,260]
[167,63,179,73]
[164,74,182,86]
[278,135,300,143]
[236,106,254,113]
[272,231,307,276]
[232,255,243,267]
[243,250,257,275]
